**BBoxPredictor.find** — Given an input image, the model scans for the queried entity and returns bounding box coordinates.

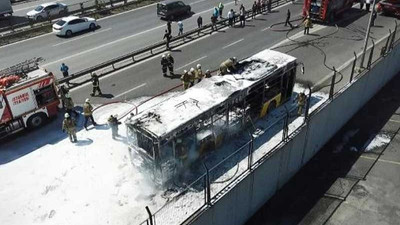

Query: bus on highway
[303,0,355,22]
[126,49,297,177]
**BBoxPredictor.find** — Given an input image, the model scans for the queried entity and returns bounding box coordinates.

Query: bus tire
[27,113,47,129]
[267,101,276,114]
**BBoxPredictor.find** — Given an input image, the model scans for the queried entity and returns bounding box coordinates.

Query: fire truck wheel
[267,101,276,114]
[27,113,47,129]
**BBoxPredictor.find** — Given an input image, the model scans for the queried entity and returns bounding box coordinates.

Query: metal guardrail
[1,0,137,35]
[57,0,288,87]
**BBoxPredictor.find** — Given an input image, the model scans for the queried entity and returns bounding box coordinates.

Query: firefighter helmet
[183,70,188,73]
[85,98,90,103]
[162,54,166,58]
[64,113,70,118]
[190,68,195,73]
[196,64,201,69]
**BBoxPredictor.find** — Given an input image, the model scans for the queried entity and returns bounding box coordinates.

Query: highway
[0,0,257,75]
[11,0,85,17]
[62,2,398,105]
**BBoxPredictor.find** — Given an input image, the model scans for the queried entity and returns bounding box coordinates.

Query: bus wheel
[267,101,276,114]
[27,113,47,129]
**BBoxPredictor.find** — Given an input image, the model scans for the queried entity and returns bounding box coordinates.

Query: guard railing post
[202,163,211,205]
[329,67,336,99]
[367,39,375,69]
[304,85,311,121]
[248,134,254,170]
[389,20,397,50]
[382,29,391,56]
[145,206,153,225]
[350,52,357,83]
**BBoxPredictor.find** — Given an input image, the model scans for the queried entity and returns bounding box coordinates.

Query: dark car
[157,0,191,20]
[377,0,400,17]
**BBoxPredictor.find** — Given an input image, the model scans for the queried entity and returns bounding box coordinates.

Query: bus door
[282,68,296,102]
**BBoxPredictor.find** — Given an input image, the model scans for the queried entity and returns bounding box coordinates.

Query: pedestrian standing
[161,54,169,77]
[197,15,203,29]
[64,93,79,117]
[62,113,77,143]
[360,0,364,10]
[371,10,377,26]
[235,0,238,5]
[211,15,217,31]
[285,9,293,28]
[303,16,312,35]
[257,0,262,14]
[218,2,224,18]
[228,9,234,26]
[60,63,71,86]
[83,98,97,130]
[166,53,175,76]
[267,0,272,12]
[163,29,172,50]
[213,7,219,18]
[90,73,102,96]
[181,70,190,90]
[205,70,211,78]
[108,115,121,139]
[365,0,371,12]
[196,64,204,83]
[177,21,183,35]
[167,20,172,35]
[239,6,246,27]
[252,1,257,19]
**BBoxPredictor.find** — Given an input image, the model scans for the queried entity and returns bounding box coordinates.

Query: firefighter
[83,98,97,130]
[285,9,293,28]
[303,16,312,35]
[371,10,377,27]
[57,84,69,108]
[166,53,175,76]
[205,69,211,78]
[62,113,77,143]
[163,29,172,50]
[64,93,79,117]
[219,57,238,75]
[90,73,102,96]
[196,64,204,83]
[188,67,196,87]
[296,92,306,115]
[180,70,191,90]
[108,114,121,139]
[161,54,169,77]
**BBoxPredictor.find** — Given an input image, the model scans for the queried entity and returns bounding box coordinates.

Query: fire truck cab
[303,0,355,22]
[0,68,60,139]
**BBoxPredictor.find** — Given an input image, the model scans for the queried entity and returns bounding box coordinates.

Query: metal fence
[136,19,400,225]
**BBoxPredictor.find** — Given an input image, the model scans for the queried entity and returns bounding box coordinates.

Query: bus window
[264,76,281,100]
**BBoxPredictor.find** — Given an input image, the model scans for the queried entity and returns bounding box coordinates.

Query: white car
[52,16,97,37]
[27,2,68,21]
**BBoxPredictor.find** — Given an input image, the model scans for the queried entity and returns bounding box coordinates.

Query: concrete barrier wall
[187,45,400,225]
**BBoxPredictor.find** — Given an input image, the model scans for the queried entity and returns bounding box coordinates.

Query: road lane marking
[190,0,207,5]
[176,56,207,71]
[222,38,244,49]
[52,28,112,47]
[313,33,391,88]
[42,24,165,67]
[360,156,400,166]
[113,83,147,99]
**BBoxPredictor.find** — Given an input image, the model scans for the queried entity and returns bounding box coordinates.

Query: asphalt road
[67,3,399,106]
[11,0,85,17]
[0,0,257,75]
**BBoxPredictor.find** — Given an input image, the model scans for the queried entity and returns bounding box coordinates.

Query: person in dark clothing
[60,63,71,86]
[239,6,246,27]
[90,73,102,96]
[285,9,293,28]
[161,54,169,77]
[211,15,217,31]
[267,0,272,12]
[371,10,377,26]
[163,29,171,50]
[252,1,257,19]
[167,20,172,35]
[57,84,69,109]
[83,98,97,130]
[197,16,203,28]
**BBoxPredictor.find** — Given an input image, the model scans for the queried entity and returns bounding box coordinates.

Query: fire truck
[0,59,60,139]
[303,0,355,22]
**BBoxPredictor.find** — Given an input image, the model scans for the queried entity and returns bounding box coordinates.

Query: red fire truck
[0,59,60,139]
[303,0,355,22]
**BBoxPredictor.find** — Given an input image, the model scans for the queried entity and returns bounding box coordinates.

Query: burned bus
[126,49,297,176]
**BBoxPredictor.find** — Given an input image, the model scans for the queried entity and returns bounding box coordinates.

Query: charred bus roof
[126,49,296,140]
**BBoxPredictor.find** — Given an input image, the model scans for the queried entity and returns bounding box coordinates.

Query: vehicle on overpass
[126,49,297,177]
[303,0,355,22]
[377,0,400,17]
[157,0,191,20]
[52,16,97,37]
[26,2,68,21]
[0,60,59,139]
[0,0,13,17]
